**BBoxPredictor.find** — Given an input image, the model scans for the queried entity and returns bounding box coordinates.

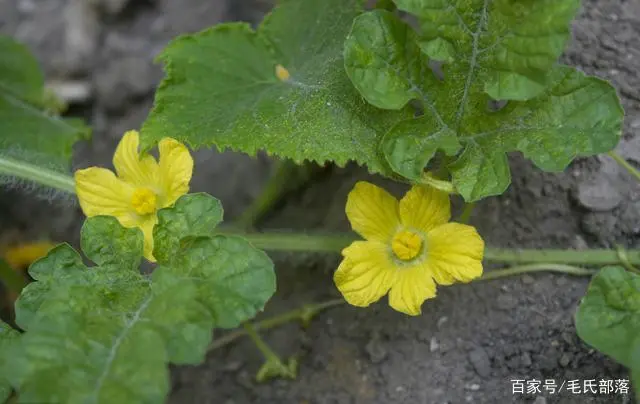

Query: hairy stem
[232,231,640,266]
[0,156,75,194]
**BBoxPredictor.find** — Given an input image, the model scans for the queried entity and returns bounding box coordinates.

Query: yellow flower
[74,130,193,261]
[3,241,56,271]
[334,181,484,316]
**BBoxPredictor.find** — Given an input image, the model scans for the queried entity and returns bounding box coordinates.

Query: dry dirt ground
[1,0,640,403]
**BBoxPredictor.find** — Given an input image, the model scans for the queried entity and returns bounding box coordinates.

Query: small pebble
[430,337,440,352]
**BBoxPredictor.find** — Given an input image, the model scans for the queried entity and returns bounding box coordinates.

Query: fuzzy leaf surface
[141,0,410,174]
[8,198,275,404]
[344,6,623,201]
[153,193,223,264]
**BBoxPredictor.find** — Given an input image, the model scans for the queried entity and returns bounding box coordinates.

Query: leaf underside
[141,0,412,175]
[344,0,624,201]
[7,194,275,404]
[0,36,89,182]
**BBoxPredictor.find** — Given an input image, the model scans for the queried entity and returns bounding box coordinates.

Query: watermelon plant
[0,0,637,402]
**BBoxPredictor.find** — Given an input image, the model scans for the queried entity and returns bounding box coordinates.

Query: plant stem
[209,298,345,351]
[0,156,76,194]
[208,264,595,352]
[231,231,640,266]
[608,151,640,182]
[483,248,640,265]
[231,231,354,253]
[478,263,597,281]
[243,322,279,361]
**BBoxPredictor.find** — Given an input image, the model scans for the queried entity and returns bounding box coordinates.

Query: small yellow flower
[3,241,56,271]
[334,181,485,316]
[74,130,193,261]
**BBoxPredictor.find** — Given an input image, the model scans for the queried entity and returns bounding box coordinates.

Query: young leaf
[345,8,623,201]
[0,321,18,403]
[13,243,86,330]
[8,196,276,403]
[141,0,411,175]
[80,216,144,271]
[153,193,224,264]
[0,36,89,191]
[575,266,640,369]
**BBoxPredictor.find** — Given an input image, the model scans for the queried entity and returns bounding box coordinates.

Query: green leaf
[81,216,144,271]
[14,243,86,330]
[575,266,640,368]
[0,321,19,403]
[393,0,580,100]
[141,0,411,175]
[0,35,89,192]
[9,197,276,403]
[344,9,623,201]
[155,235,275,329]
[153,193,223,264]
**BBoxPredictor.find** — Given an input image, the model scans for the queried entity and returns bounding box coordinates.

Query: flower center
[391,230,423,261]
[131,188,157,216]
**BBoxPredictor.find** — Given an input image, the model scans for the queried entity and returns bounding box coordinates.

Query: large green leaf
[575,266,640,368]
[394,0,581,100]
[0,321,19,403]
[141,0,411,175]
[344,5,623,201]
[8,197,276,403]
[0,36,89,189]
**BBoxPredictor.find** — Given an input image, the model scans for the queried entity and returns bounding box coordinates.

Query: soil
[1,0,640,403]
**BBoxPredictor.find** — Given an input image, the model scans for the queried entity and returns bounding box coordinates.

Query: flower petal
[388,263,437,316]
[158,137,193,207]
[399,184,450,232]
[334,241,398,307]
[345,182,400,242]
[426,222,484,285]
[75,167,137,226]
[113,130,159,187]
[139,216,157,262]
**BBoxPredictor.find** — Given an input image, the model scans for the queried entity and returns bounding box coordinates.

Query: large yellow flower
[74,130,193,261]
[334,181,484,316]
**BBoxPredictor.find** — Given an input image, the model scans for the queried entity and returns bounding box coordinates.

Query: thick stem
[0,156,76,194]
[232,231,640,266]
[483,248,640,265]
